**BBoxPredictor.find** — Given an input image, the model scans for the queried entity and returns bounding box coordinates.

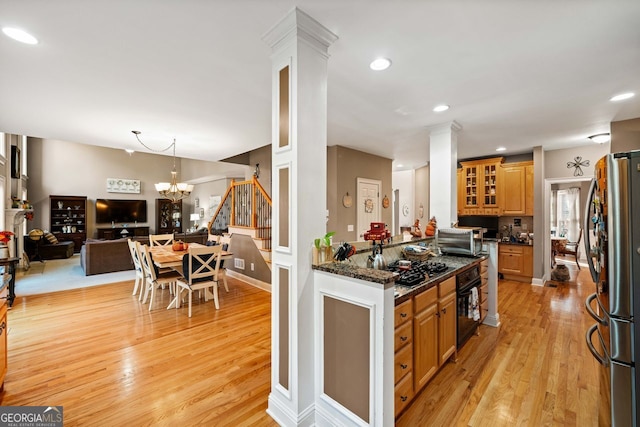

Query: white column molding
[428,121,462,228]
[263,8,337,427]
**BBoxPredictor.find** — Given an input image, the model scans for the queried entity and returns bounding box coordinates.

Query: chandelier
[132,131,194,202]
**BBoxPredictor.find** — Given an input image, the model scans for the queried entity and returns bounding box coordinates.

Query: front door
[357,178,381,241]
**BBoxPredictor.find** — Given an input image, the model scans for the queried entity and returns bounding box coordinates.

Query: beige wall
[414,165,429,225]
[27,138,243,237]
[327,146,393,242]
[611,117,640,153]
[544,143,610,179]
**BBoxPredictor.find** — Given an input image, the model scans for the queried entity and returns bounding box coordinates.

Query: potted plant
[313,232,335,264]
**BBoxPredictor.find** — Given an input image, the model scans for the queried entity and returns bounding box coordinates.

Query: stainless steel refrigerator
[585,150,640,426]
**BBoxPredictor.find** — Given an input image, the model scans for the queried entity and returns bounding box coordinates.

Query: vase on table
[0,244,9,259]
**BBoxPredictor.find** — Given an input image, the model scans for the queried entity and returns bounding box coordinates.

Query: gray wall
[327,146,393,242]
[611,117,640,153]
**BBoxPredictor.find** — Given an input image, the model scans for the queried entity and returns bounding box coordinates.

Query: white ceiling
[1,1,639,171]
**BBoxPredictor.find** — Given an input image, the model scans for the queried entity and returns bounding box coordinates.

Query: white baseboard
[531,277,544,287]
[226,269,271,293]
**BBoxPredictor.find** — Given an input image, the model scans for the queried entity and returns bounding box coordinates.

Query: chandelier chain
[133,132,176,154]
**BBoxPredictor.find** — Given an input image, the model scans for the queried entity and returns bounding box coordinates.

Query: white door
[357,178,381,241]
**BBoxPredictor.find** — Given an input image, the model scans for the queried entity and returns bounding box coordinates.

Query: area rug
[15,254,136,296]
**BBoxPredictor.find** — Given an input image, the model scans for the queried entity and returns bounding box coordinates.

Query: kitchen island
[311,239,499,425]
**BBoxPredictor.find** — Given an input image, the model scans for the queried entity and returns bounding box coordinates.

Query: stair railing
[207,176,272,249]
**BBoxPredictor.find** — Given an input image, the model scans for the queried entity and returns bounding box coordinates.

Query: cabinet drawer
[480,298,488,321]
[481,271,489,283]
[439,276,456,298]
[395,299,413,326]
[395,320,413,352]
[394,342,413,384]
[414,286,437,314]
[479,283,488,303]
[395,371,414,417]
[500,244,524,255]
[480,260,488,274]
[0,285,7,303]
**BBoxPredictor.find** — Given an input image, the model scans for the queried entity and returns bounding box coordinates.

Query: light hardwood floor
[3,258,599,426]
[3,277,278,426]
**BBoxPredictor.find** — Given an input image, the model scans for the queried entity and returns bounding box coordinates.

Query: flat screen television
[95,199,147,223]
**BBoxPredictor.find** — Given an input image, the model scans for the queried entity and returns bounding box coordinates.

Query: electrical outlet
[348,224,354,232]
[251,263,255,271]
[234,258,245,270]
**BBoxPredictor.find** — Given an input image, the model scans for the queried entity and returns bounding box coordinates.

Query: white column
[263,8,337,427]
[428,121,461,228]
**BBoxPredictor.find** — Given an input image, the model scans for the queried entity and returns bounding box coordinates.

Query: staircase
[207,176,272,265]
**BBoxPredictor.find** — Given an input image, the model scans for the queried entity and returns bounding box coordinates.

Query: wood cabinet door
[462,165,479,208]
[499,250,524,274]
[525,164,534,216]
[501,166,526,215]
[522,245,534,277]
[438,293,457,366]
[413,303,438,391]
[457,169,464,216]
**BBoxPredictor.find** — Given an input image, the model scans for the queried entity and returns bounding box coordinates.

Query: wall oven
[456,265,482,349]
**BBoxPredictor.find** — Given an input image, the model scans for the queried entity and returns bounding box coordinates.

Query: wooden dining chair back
[149,233,174,246]
[175,245,223,317]
[139,244,182,311]
[127,239,145,298]
[559,229,582,269]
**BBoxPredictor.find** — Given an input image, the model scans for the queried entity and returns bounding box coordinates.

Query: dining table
[148,243,233,309]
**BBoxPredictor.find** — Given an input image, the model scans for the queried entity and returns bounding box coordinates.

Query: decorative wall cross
[567,156,590,176]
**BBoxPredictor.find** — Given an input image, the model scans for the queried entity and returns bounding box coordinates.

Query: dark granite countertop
[498,241,533,246]
[312,253,488,305]
[313,262,398,284]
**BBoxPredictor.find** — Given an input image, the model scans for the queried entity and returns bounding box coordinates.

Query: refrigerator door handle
[583,178,598,283]
[585,293,607,325]
[586,323,609,367]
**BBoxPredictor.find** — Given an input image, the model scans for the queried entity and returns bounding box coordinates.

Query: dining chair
[149,233,174,246]
[127,239,145,298]
[175,245,223,317]
[139,244,182,311]
[206,237,230,293]
[149,233,176,277]
[558,230,582,269]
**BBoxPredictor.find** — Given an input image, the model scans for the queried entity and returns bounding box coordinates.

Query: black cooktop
[387,260,451,287]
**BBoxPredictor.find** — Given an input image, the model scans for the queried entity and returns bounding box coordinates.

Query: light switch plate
[348,224,354,232]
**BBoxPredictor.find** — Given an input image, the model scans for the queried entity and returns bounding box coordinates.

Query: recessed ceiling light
[433,105,449,113]
[370,58,391,71]
[588,133,610,144]
[396,164,404,168]
[610,92,635,102]
[2,27,38,44]
[496,147,506,152]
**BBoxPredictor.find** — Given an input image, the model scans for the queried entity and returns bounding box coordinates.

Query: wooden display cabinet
[459,157,503,216]
[156,199,183,234]
[50,195,87,253]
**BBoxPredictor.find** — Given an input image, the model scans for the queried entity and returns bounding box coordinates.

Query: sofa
[81,238,133,276]
[24,236,75,260]
[80,230,209,276]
